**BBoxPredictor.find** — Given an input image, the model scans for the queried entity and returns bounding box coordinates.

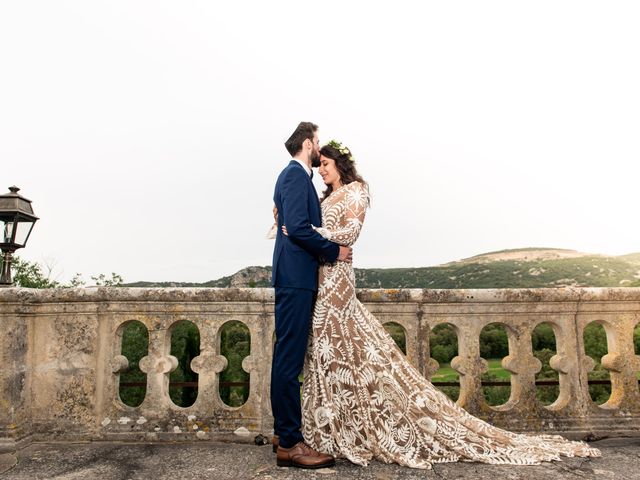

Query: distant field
[431,359,640,382]
[431,359,511,382]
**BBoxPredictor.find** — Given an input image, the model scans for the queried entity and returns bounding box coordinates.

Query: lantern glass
[14,220,35,246]
[1,220,15,244]
[0,218,35,248]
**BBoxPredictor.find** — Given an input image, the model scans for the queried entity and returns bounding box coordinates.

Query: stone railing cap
[1,286,639,304]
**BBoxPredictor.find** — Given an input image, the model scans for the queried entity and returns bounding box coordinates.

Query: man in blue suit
[271,122,352,469]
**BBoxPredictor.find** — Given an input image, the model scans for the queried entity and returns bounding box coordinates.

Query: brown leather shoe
[272,435,279,453]
[276,441,335,469]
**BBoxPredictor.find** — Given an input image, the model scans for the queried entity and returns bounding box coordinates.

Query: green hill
[617,252,640,266]
[125,248,640,289]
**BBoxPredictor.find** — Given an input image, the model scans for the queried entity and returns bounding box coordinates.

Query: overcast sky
[1,1,639,284]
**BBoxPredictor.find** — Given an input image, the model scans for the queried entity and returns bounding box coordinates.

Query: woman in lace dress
[283,141,601,470]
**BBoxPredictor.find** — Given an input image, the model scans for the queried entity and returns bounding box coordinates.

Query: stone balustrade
[1,287,639,454]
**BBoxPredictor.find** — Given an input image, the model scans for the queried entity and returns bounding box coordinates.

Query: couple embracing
[269,122,600,471]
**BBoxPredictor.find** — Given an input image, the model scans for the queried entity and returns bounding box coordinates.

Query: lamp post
[0,186,39,286]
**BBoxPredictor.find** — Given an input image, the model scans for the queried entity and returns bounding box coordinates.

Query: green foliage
[352,251,640,289]
[533,348,560,405]
[531,324,560,406]
[10,256,60,288]
[532,323,556,351]
[169,321,200,407]
[439,385,460,402]
[119,321,148,407]
[219,321,250,407]
[429,324,458,364]
[119,321,203,408]
[481,371,511,406]
[618,253,640,266]
[383,323,406,354]
[533,348,557,379]
[587,364,611,405]
[67,273,86,287]
[481,358,512,406]
[4,256,121,288]
[583,323,608,361]
[121,320,253,409]
[430,362,459,401]
[125,250,640,289]
[479,324,509,359]
[115,313,621,409]
[430,363,459,383]
[91,273,123,286]
[582,323,612,404]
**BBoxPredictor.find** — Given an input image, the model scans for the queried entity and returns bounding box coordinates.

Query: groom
[271,122,352,469]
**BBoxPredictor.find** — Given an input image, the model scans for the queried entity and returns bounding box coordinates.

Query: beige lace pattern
[301,181,601,469]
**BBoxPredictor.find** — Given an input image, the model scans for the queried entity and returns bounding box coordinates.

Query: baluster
[565,316,601,417]
[244,309,276,432]
[139,323,178,416]
[500,320,540,412]
[450,317,487,413]
[190,319,227,411]
[600,314,640,410]
[260,297,276,434]
[421,320,441,381]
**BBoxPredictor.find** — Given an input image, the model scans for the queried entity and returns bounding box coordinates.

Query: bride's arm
[313,183,369,247]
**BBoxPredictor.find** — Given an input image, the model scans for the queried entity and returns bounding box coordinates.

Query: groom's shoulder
[282,160,301,171]
[278,161,306,180]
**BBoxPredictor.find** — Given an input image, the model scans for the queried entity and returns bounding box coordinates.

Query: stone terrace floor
[1,437,638,480]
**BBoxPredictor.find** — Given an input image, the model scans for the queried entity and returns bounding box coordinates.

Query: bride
[280,140,601,470]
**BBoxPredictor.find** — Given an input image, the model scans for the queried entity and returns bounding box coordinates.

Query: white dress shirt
[292,158,312,177]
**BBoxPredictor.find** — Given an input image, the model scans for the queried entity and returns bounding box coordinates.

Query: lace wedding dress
[300,181,601,469]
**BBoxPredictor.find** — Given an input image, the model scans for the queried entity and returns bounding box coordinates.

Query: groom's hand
[338,246,353,263]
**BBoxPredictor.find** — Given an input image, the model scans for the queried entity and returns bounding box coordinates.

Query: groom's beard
[311,151,321,168]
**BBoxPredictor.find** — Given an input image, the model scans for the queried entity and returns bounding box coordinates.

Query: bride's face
[319,155,341,188]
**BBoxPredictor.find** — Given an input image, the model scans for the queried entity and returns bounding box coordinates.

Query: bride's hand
[273,206,278,222]
[281,225,289,236]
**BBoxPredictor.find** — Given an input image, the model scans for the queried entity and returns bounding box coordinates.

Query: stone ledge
[2,286,640,305]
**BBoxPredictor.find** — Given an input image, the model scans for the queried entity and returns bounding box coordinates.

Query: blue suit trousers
[270,287,315,448]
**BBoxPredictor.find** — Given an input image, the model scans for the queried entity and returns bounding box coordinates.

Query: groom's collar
[291,158,312,177]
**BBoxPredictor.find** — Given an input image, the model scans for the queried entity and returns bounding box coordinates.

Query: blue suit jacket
[271,161,340,290]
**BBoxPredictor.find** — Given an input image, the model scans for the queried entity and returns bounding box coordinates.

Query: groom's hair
[285,122,318,157]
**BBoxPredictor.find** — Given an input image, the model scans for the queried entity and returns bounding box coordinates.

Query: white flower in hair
[326,139,355,162]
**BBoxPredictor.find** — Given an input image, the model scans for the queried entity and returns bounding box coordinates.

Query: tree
[0,256,122,288]
[169,321,200,407]
[9,256,60,288]
[429,324,458,363]
[479,324,509,359]
[91,273,124,287]
[219,321,250,407]
[119,321,149,407]
[533,348,560,405]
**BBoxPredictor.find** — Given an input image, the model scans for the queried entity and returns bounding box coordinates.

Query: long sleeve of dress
[314,182,369,247]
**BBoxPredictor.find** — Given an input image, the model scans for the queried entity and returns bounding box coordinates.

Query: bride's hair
[319,144,369,205]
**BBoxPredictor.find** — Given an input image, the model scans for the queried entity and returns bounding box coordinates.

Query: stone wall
[1,287,639,453]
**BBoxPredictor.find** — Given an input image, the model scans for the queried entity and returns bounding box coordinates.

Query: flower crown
[326,140,355,162]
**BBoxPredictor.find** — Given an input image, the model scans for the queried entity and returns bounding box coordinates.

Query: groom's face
[310,132,321,168]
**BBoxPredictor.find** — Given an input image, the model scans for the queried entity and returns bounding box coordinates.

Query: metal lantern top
[0,186,37,219]
[0,186,39,251]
